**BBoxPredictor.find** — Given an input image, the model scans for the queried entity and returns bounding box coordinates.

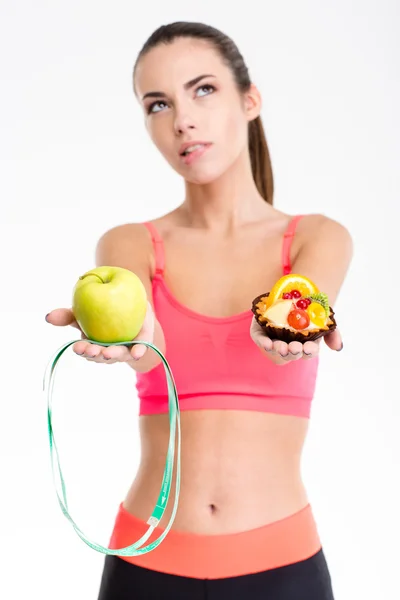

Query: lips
[179,141,211,157]
[178,141,212,166]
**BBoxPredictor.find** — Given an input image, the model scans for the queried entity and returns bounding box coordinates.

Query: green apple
[72,266,147,343]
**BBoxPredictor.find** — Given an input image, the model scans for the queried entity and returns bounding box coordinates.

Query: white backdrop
[1,1,399,598]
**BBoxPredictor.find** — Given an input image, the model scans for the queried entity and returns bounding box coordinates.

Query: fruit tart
[251,274,337,343]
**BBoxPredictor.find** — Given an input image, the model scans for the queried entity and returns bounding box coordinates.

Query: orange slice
[266,274,319,308]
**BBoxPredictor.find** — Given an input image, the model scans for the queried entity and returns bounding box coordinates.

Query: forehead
[135,37,231,97]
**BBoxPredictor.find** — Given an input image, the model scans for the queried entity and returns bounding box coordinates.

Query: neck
[179,148,273,234]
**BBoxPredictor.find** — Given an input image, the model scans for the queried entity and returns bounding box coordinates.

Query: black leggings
[97,549,335,599]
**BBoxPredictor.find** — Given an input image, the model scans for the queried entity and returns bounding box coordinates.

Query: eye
[147,100,168,114]
[196,84,216,97]
[146,84,216,114]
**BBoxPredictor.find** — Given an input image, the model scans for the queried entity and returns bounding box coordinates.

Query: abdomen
[123,409,310,534]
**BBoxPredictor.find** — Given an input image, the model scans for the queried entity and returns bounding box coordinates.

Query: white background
[1,1,399,598]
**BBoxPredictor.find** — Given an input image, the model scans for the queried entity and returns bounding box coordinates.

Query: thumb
[130,301,155,360]
[45,308,81,330]
[250,316,274,352]
[324,328,343,352]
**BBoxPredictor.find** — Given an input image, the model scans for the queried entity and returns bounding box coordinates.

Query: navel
[208,503,218,515]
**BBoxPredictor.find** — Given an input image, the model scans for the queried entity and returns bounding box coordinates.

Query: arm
[95,223,166,373]
[250,215,353,364]
[290,215,353,307]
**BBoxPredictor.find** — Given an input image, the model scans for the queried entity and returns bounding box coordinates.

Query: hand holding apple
[46,266,153,364]
[72,266,147,343]
[71,297,154,363]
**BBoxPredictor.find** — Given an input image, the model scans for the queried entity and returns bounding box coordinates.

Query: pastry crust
[251,292,337,343]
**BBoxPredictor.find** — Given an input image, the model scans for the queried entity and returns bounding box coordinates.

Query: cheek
[224,110,248,152]
[147,117,174,155]
[212,105,249,165]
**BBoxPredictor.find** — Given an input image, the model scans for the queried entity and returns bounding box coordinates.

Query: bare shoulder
[291,213,353,305]
[95,222,152,267]
[295,213,353,251]
[95,222,154,298]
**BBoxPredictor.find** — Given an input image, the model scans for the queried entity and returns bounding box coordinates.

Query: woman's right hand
[45,301,155,365]
[250,315,320,365]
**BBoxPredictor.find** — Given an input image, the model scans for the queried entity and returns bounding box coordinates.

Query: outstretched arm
[250,215,353,365]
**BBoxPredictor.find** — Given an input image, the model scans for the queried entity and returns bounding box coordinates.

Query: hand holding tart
[251,274,337,344]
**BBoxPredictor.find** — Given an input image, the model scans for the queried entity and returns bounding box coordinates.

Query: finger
[73,341,102,357]
[257,334,274,353]
[302,340,320,359]
[81,343,103,359]
[273,340,290,358]
[130,301,155,360]
[102,344,133,362]
[323,328,343,352]
[73,341,90,355]
[286,341,303,360]
[46,308,81,330]
[85,341,132,362]
[71,341,122,363]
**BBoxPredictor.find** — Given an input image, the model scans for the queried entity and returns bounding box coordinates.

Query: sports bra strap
[143,216,302,279]
[143,221,165,278]
[281,215,304,275]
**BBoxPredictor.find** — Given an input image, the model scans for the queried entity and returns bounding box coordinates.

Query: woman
[46,21,352,600]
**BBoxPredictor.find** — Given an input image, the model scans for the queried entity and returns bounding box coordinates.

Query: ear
[243,83,262,121]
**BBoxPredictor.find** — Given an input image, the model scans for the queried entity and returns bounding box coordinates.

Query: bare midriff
[123,409,310,535]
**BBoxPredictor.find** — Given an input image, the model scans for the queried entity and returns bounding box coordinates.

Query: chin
[183,170,223,185]
[175,160,233,186]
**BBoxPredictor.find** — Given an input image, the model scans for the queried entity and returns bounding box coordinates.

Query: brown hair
[133,22,274,205]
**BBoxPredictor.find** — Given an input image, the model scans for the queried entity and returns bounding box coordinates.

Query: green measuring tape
[43,339,181,556]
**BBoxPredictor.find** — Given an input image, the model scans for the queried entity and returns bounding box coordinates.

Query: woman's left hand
[250,316,343,365]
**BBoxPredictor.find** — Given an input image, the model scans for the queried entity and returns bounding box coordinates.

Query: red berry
[291,289,301,299]
[283,292,293,299]
[296,299,309,310]
[287,308,310,330]
[304,298,312,306]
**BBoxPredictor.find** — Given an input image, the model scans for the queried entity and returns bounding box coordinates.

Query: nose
[173,107,196,136]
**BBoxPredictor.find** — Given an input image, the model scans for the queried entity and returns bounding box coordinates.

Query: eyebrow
[142,74,216,101]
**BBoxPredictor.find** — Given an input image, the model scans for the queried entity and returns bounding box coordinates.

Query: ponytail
[248,116,274,205]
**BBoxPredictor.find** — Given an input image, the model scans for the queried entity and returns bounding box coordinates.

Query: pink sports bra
[136,215,319,419]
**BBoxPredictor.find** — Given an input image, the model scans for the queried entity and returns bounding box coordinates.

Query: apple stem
[79,273,105,284]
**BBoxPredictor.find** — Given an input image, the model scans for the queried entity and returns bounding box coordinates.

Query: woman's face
[134,37,261,184]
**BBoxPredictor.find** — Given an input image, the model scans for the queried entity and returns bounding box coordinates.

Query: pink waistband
[108,502,322,579]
